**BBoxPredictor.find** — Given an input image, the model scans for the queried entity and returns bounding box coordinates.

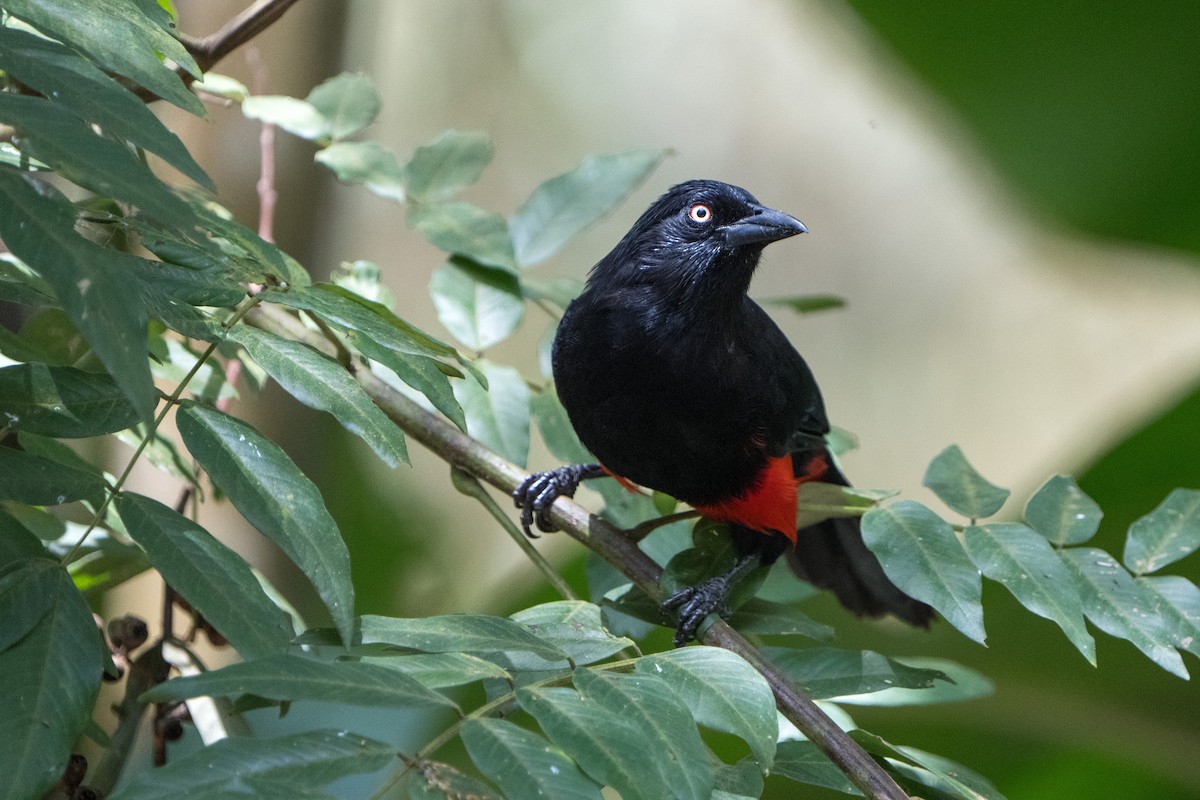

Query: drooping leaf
[306,72,380,141]
[141,653,455,712]
[461,718,602,800]
[357,613,569,663]
[831,656,993,707]
[634,646,776,769]
[106,730,396,800]
[517,685,669,800]
[2,0,203,114]
[852,730,1005,800]
[1123,488,1200,575]
[176,403,355,646]
[371,352,467,432]
[429,257,525,351]
[409,201,517,271]
[922,444,1010,519]
[575,669,715,800]
[1023,474,1103,545]
[0,560,104,800]
[405,129,493,201]
[315,141,406,201]
[964,523,1096,664]
[230,325,408,467]
[0,364,140,439]
[0,447,107,506]
[510,149,666,268]
[117,493,293,660]
[1059,547,1187,677]
[0,172,156,418]
[862,500,985,642]
[452,360,530,467]
[764,645,950,700]
[0,26,209,187]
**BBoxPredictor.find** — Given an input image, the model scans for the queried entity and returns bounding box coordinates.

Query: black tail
[786,457,934,627]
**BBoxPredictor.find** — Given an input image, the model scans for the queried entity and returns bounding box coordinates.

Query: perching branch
[245,302,912,800]
[180,0,305,74]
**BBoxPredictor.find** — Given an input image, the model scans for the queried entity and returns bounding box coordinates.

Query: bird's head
[589,179,807,306]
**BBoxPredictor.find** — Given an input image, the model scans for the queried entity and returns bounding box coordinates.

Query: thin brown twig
[245,302,912,800]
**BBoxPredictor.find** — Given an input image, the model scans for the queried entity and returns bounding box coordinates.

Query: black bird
[515,179,932,644]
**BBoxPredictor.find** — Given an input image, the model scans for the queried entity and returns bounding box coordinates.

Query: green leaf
[727,599,835,640]
[453,360,530,467]
[575,669,715,800]
[117,493,293,660]
[862,500,985,642]
[2,0,203,114]
[795,480,890,530]
[509,149,666,267]
[405,129,493,201]
[357,613,569,663]
[306,72,380,141]
[141,653,455,711]
[359,652,511,689]
[851,730,1004,800]
[176,403,355,646]
[268,283,457,360]
[242,95,330,140]
[1123,488,1200,574]
[0,93,193,226]
[763,294,847,315]
[192,72,249,102]
[372,351,467,432]
[517,685,669,800]
[964,523,1096,664]
[764,645,950,700]
[315,141,406,201]
[531,385,592,464]
[1059,547,1187,677]
[462,718,602,800]
[634,646,776,769]
[0,364,140,438]
[773,740,859,794]
[1139,575,1200,659]
[1024,474,1103,545]
[0,558,58,653]
[0,560,103,800]
[0,509,49,565]
[0,172,156,418]
[0,27,210,188]
[510,601,633,665]
[429,257,525,351]
[230,325,408,467]
[833,657,993,708]
[409,201,517,271]
[106,730,396,800]
[0,447,106,506]
[402,761,502,800]
[922,444,1010,519]
[712,760,765,800]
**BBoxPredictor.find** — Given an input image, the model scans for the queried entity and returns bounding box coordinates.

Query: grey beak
[722,205,808,248]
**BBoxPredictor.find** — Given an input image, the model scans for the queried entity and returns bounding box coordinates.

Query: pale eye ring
[688,203,713,223]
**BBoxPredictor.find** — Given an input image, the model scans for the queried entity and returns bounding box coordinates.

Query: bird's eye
[688,203,713,223]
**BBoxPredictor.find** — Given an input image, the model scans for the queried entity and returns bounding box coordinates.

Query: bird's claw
[662,576,732,647]
[512,464,602,538]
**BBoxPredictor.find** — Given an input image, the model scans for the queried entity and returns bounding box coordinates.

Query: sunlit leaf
[306,72,380,141]
[242,95,330,140]
[429,257,525,351]
[315,141,406,201]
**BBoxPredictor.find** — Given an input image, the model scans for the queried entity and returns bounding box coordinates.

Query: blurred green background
[148,2,1200,797]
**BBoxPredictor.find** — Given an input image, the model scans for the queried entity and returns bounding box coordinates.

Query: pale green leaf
[405,129,493,201]
[1060,547,1187,677]
[315,140,406,201]
[176,403,355,645]
[1123,488,1200,574]
[357,613,568,663]
[242,95,330,140]
[359,652,511,689]
[964,523,1095,663]
[510,149,666,267]
[510,601,634,665]
[409,201,517,271]
[429,257,525,351]
[453,360,530,467]
[1139,575,1200,659]
[922,444,1010,519]
[306,72,380,140]
[862,500,985,642]
[1024,474,1102,545]
[763,294,847,315]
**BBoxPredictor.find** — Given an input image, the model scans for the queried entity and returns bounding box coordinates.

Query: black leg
[662,551,765,647]
[512,463,605,537]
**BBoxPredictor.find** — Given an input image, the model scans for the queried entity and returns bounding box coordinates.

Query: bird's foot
[513,463,603,537]
[662,575,733,647]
